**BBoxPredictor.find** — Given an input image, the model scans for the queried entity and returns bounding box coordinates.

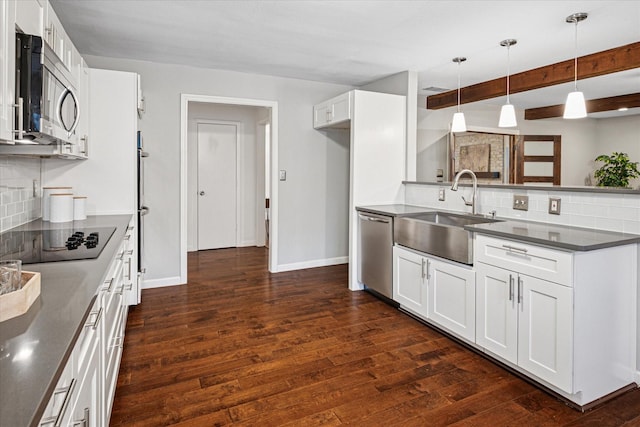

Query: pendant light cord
[457,61,461,112]
[573,19,578,91]
[506,45,511,104]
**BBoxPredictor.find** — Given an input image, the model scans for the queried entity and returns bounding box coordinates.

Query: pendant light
[451,57,467,132]
[563,12,588,119]
[498,39,517,127]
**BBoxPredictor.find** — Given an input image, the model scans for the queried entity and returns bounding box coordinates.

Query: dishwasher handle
[358,213,390,224]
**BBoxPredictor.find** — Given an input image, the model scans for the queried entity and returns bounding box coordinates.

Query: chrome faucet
[451,169,478,215]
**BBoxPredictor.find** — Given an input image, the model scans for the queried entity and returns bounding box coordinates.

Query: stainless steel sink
[394,211,502,264]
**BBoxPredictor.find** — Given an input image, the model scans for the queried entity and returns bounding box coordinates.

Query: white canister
[43,187,72,221]
[49,194,74,223]
[73,196,87,221]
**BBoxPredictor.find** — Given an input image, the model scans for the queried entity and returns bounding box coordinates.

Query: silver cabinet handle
[84,307,103,330]
[199,191,205,196]
[508,274,514,301]
[103,278,114,292]
[502,244,528,254]
[13,98,24,140]
[72,408,89,427]
[127,225,134,231]
[40,378,76,427]
[518,277,523,306]
[358,213,390,224]
[426,259,431,280]
[421,258,426,279]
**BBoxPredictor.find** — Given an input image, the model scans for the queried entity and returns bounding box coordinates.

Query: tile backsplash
[0,157,42,232]
[405,182,640,235]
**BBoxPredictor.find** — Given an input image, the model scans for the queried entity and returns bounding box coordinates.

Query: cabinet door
[392,246,427,317]
[15,0,43,36]
[67,328,100,427]
[427,257,476,342]
[330,94,351,124]
[0,0,16,142]
[313,101,331,129]
[518,274,573,393]
[475,262,518,364]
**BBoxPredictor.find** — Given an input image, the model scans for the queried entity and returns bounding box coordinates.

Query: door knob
[199,191,205,196]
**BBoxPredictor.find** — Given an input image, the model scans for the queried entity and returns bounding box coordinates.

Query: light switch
[438,188,445,201]
[279,170,287,181]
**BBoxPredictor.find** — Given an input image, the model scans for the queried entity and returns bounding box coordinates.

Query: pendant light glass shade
[498,104,517,127]
[563,13,588,119]
[499,39,517,127]
[452,112,467,132]
[564,91,587,118]
[451,57,467,132]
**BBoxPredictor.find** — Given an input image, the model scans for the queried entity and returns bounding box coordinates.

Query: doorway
[197,122,239,250]
[180,95,279,283]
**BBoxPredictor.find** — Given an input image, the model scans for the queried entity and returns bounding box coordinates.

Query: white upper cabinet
[313,91,352,129]
[0,0,16,143]
[15,0,42,36]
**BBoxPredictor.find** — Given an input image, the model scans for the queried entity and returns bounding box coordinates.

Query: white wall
[415,99,640,187]
[595,116,640,189]
[84,55,352,283]
[186,103,265,251]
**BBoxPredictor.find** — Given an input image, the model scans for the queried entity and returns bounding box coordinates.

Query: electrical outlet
[513,195,529,211]
[549,197,561,215]
[438,188,445,201]
[279,170,287,181]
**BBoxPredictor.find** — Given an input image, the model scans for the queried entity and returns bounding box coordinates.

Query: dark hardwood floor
[110,247,640,426]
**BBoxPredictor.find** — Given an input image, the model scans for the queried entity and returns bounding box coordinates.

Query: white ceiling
[50,0,640,113]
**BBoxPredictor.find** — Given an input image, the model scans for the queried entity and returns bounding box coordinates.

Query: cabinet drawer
[475,234,573,286]
[74,299,101,377]
[39,360,75,426]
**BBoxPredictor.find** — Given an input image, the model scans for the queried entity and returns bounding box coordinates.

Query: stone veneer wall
[454,133,505,185]
[0,157,41,232]
[405,182,640,235]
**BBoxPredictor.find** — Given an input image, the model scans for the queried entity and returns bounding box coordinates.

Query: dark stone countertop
[0,215,132,427]
[465,219,640,251]
[356,204,640,251]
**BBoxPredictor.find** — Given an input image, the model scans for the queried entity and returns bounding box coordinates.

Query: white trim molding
[142,276,185,289]
[180,94,279,285]
[276,256,348,273]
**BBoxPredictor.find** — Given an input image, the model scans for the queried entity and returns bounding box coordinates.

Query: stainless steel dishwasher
[357,211,393,298]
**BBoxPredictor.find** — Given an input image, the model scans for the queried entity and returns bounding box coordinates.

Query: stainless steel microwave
[15,33,79,144]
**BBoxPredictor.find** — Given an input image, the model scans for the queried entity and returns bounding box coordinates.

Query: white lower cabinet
[393,245,475,342]
[474,234,637,406]
[393,233,637,407]
[475,262,573,392]
[393,245,427,315]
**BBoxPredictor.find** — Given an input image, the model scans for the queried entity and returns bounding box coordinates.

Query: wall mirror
[416,68,640,190]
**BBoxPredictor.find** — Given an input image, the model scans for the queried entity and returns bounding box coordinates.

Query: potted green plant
[594,152,640,188]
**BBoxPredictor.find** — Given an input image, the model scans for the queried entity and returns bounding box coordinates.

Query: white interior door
[197,123,237,250]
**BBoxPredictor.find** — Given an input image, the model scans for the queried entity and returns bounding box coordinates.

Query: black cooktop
[0,226,116,265]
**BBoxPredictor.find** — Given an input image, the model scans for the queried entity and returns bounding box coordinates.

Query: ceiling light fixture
[563,12,588,119]
[451,57,467,132]
[498,39,518,127]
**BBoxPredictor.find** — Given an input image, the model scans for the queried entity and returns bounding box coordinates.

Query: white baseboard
[142,276,184,289]
[275,256,348,273]
[634,370,640,385]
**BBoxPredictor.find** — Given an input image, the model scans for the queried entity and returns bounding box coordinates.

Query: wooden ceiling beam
[524,92,640,120]
[426,42,640,110]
